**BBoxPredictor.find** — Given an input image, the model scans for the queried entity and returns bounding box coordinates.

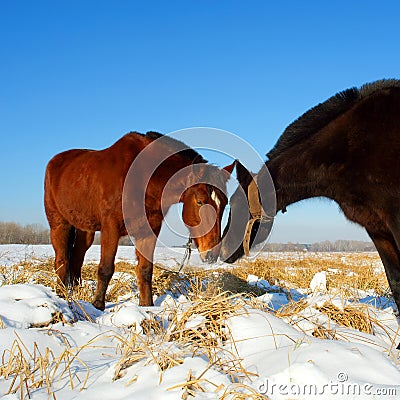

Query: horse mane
[144,131,207,164]
[144,131,228,191]
[266,79,400,159]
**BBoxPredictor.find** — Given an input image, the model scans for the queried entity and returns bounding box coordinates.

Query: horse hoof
[92,300,105,311]
[55,287,67,299]
[139,300,154,307]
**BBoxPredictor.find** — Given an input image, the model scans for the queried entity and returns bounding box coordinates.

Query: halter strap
[243,175,273,256]
[248,178,264,219]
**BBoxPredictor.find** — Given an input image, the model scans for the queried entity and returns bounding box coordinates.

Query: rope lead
[178,237,192,272]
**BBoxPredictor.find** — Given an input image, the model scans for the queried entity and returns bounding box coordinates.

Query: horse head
[180,162,234,262]
[220,160,275,263]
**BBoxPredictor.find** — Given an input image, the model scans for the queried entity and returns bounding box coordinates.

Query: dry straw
[0,330,90,399]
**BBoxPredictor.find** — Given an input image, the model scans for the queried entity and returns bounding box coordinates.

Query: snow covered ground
[0,244,231,270]
[0,244,399,399]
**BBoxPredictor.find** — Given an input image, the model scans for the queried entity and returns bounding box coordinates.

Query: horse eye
[196,200,204,206]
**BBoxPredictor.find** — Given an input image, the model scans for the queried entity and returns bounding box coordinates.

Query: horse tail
[66,226,76,286]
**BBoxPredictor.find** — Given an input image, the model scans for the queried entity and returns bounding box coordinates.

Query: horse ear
[235,159,253,189]
[186,162,203,187]
[222,161,235,177]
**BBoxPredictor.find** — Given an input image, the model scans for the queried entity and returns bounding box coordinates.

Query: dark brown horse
[221,79,400,317]
[45,131,233,309]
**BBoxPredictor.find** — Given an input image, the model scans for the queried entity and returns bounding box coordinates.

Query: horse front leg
[367,229,400,315]
[92,224,119,311]
[135,235,158,306]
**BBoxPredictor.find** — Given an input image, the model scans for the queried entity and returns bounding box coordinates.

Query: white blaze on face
[211,190,221,210]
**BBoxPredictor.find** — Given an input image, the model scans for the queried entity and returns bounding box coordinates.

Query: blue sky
[1,0,399,243]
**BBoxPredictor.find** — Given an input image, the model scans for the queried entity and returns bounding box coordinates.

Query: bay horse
[45,131,233,309]
[221,79,400,319]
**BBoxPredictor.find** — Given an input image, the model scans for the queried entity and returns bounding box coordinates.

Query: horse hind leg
[69,230,95,286]
[49,222,75,294]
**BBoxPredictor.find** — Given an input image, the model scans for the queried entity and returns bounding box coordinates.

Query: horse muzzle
[201,250,218,263]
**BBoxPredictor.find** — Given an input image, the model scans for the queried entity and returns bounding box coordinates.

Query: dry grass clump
[211,270,266,297]
[114,280,251,378]
[236,256,322,289]
[151,265,194,297]
[112,284,265,399]
[311,325,338,340]
[273,297,341,339]
[233,252,388,296]
[107,281,262,399]
[275,298,308,318]
[0,330,91,399]
[112,328,182,383]
[219,384,269,399]
[0,258,54,286]
[316,302,373,334]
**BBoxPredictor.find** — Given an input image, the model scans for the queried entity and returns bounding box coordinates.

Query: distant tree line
[0,221,376,251]
[262,240,375,252]
[93,233,132,246]
[0,221,51,244]
[0,222,132,245]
